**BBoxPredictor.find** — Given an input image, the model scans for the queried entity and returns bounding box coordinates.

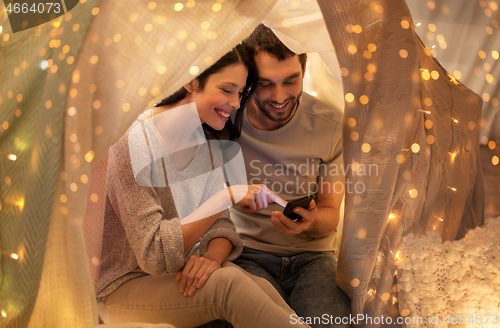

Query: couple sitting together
[97,24,350,328]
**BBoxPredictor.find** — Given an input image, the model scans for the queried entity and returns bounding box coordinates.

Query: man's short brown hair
[243,24,307,70]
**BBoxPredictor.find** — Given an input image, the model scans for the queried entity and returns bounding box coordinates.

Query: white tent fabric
[406,0,500,142]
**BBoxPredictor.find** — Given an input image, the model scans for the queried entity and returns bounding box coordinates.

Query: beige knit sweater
[97,111,243,298]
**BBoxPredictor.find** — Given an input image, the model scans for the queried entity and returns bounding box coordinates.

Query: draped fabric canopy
[406,0,500,144]
[316,0,483,319]
[0,0,490,327]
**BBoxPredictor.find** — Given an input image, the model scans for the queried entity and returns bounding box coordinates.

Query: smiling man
[230,25,350,327]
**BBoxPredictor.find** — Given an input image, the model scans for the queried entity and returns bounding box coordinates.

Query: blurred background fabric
[406,0,500,144]
[0,0,497,327]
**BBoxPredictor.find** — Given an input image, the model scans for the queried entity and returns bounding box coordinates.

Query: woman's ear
[184,79,199,93]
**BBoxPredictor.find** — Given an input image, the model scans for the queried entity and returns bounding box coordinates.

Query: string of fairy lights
[0,0,500,322]
[345,16,500,314]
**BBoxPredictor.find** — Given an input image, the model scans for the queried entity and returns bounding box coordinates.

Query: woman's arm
[176,237,232,297]
[203,237,233,264]
[180,184,284,251]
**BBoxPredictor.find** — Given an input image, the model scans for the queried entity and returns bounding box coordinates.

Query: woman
[97,44,309,328]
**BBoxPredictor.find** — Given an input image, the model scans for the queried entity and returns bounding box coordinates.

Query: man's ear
[185,79,199,93]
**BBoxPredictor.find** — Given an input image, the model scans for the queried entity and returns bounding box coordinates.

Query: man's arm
[270,179,345,238]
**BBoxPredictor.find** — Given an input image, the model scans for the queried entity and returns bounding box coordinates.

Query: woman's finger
[255,191,264,210]
[246,195,257,211]
[188,260,212,296]
[183,257,204,296]
[196,261,219,289]
[179,258,195,294]
[266,188,287,207]
[260,188,269,208]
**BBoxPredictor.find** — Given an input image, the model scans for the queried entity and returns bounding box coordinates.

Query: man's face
[252,52,304,126]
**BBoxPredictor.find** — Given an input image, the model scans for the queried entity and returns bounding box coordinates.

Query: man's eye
[284,80,296,85]
[258,83,272,88]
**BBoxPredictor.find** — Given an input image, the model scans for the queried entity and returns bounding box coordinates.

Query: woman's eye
[221,89,232,94]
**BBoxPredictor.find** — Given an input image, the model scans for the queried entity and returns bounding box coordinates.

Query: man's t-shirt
[230,92,344,256]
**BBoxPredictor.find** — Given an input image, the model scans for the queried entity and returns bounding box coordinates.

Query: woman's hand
[230,184,287,212]
[176,255,221,297]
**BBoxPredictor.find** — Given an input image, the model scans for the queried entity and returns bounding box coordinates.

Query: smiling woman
[183,63,248,131]
[153,44,257,141]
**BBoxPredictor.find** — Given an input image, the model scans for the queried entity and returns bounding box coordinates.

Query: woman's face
[189,63,248,131]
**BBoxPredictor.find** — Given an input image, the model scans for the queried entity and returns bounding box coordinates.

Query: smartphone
[282,194,315,221]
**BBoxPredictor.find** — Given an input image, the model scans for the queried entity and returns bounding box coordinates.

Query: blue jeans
[233,247,350,328]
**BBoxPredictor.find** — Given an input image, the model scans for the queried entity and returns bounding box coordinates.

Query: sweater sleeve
[106,124,186,274]
[198,209,243,261]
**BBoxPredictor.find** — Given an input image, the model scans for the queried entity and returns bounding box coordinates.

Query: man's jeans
[233,247,350,328]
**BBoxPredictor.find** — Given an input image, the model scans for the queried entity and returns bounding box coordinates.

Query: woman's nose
[228,94,241,109]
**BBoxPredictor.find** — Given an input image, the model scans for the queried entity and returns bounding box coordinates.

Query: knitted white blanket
[397,217,500,328]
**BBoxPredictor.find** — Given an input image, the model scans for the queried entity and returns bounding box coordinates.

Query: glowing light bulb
[11,253,19,260]
[447,186,457,191]
[437,217,443,221]
[453,118,459,123]
[415,22,421,27]
[1,310,6,318]
[40,60,48,70]
[8,154,16,161]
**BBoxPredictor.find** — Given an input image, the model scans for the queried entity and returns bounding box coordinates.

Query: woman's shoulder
[110,109,160,165]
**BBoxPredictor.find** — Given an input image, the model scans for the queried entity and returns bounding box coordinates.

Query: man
[230,24,350,327]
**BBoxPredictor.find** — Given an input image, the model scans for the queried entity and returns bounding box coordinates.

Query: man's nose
[271,85,287,104]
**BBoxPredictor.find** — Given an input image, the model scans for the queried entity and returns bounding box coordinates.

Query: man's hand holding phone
[271,195,318,236]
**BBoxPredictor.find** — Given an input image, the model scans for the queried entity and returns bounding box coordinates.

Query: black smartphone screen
[282,195,315,221]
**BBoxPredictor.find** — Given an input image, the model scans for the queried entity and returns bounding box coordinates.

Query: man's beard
[253,91,301,123]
